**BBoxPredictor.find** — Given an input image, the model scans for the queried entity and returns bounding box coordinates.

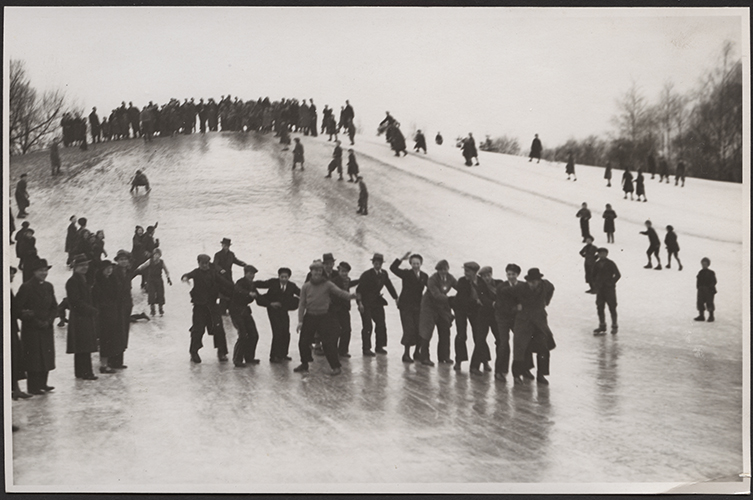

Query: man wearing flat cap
[499,268,556,384]
[65,254,99,380]
[255,267,301,363]
[356,253,398,356]
[330,261,360,358]
[213,238,247,314]
[229,265,261,367]
[16,258,58,394]
[182,254,235,363]
[452,261,483,371]
[591,247,621,335]
[493,264,524,381]
[471,266,498,375]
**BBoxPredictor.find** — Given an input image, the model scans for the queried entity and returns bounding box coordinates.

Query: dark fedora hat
[29,258,52,272]
[221,237,232,246]
[371,253,384,263]
[322,253,335,263]
[71,254,91,267]
[524,268,544,281]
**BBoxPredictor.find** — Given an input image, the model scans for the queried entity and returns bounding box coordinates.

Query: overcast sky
[4,7,745,147]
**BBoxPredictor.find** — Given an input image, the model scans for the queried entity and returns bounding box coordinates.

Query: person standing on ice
[694,258,716,322]
[452,261,482,372]
[15,173,30,218]
[388,124,409,157]
[499,268,555,385]
[462,133,479,166]
[603,204,617,244]
[136,248,172,316]
[640,220,662,270]
[493,264,522,382]
[93,260,119,374]
[635,169,648,202]
[329,261,360,358]
[529,134,542,163]
[658,155,670,183]
[414,130,427,154]
[435,132,443,145]
[579,236,598,293]
[347,149,359,182]
[181,254,234,364]
[356,253,399,356]
[254,267,300,363]
[229,265,261,367]
[576,202,592,242]
[417,259,457,366]
[591,247,621,335]
[604,161,612,187]
[390,252,429,363]
[357,176,369,215]
[326,140,344,180]
[292,138,304,170]
[621,167,634,200]
[675,159,686,187]
[664,225,683,271]
[565,152,577,181]
[471,266,497,376]
[213,237,247,314]
[647,152,657,179]
[65,254,99,381]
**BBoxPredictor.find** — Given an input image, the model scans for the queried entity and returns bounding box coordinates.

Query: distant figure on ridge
[565,152,576,181]
[529,134,542,163]
[435,132,443,146]
[414,130,427,154]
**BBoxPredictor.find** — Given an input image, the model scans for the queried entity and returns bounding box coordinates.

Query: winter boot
[694,313,705,321]
[593,324,607,335]
[707,313,715,322]
[610,324,618,335]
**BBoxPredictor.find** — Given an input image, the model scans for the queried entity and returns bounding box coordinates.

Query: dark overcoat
[16,278,58,372]
[502,280,556,359]
[389,259,428,312]
[93,272,124,357]
[66,273,99,354]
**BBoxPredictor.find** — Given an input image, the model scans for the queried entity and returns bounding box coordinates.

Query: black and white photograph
[3,6,750,494]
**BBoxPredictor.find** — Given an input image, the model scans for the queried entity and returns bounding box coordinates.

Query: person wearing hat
[15,173,30,218]
[112,249,139,369]
[471,266,498,376]
[64,215,77,257]
[499,268,556,384]
[416,259,457,366]
[130,169,150,194]
[576,202,591,243]
[16,258,57,394]
[493,264,524,381]
[356,253,398,356]
[93,260,120,373]
[213,237,247,314]
[305,253,336,283]
[255,267,301,363]
[347,149,360,182]
[136,248,172,316]
[17,228,39,283]
[326,140,344,180]
[131,226,147,288]
[228,265,262,367]
[357,176,368,216]
[9,267,31,400]
[330,261,360,358]
[390,252,429,363]
[141,223,160,290]
[591,248,621,335]
[181,254,235,363]
[452,261,482,371]
[292,138,305,170]
[295,260,357,375]
[579,235,598,293]
[65,254,99,380]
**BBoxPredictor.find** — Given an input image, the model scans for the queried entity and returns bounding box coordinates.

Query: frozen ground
[6,129,746,490]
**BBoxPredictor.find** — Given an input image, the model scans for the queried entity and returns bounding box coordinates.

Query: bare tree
[9,59,68,155]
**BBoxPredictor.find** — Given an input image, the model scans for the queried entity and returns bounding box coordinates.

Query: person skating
[452,261,482,371]
[292,138,305,170]
[213,238,247,313]
[347,149,359,182]
[130,169,150,194]
[15,173,30,218]
[636,169,647,202]
[576,202,592,242]
[664,225,683,271]
[329,261,360,358]
[255,267,300,363]
[326,140,344,180]
[471,266,497,376]
[295,260,357,375]
[591,247,621,335]
[580,236,598,293]
[50,138,62,176]
[622,167,634,200]
[462,133,479,166]
[603,204,617,244]
[92,260,119,374]
[499,268,556,385]
[9,267,31,400]
[675,160,686,187]
[604,161,612,187]
[414,130,427,154]
[181,254,234,363]
[416,260,457,366]
[229,265,262,367]
[357,176,368,215]
[694,258,716,322]
[356,253,398,356]
[640,220,662,270]
[493,264,522,382]
[565,152,577,181]
[389,124,409,157]
[529,134,542,163]
[65,254,99,380]
[16,258,57,395]
[390,252,428,363]
[136,249,172,315]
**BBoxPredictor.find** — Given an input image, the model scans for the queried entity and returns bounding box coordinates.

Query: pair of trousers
[596,287,618,326]
[334,309,352,355]
[470,310,495,370]
[189,304,228,356]
[454,309,479,363]
[493,315,513,374]
[230,309,259,364]
[27,371,49,392]
[299,313,341,369]
[74,353,93,378]
[697,287,715,313]
[267,308,291,360]
[418,315,452,362]
[360,303,387,352]
[512,351,549,376]
[580,219,590,239]
[399,308,420,347]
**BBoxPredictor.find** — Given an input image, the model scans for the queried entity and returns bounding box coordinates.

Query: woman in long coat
[389,124,408,157]
[603,203,617,244]
[635,169,647,202]
[16,258,57,394]
[604,162,612,187]
[66,255,99,380]
[462,134,479,166]
[93,260,121,373]
[622,168,634,200]
[417,260,457,366]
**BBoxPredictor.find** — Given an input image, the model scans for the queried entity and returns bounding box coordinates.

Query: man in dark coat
[329,262,359,357]
[93,260,120,373]
[462,133,479,166]
[499,268,555,384]
[181,254,234,363]
[213,238,247,313]
[579,236,598,293]
[591,248,621,335]
[64,215,78,258]
[452,261,482,371]
[390,252,428,362]
[576,202,591,242]
[472,266,498,376]
[640,220,662,270]
[326,140,344,180]
[342,100,355,129]
[197,98,208,133]
[15,173,29,218]
[529,134,542,163]
[493,264,522,381]
[694,257,717,322]
[675,160,686,187]
[127,102,141,137]
[89,107,101,143]
[255,267,300,363]
[658,155,670,183]
[10,267,31,400]
[65,254,99,380]
[414,130,427,154]
[356,253,398,356]
[388,124,408,157]
[16,258,57,394]
[112,250,137,369]
[229,265,261,367]
[292,138,304,170]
